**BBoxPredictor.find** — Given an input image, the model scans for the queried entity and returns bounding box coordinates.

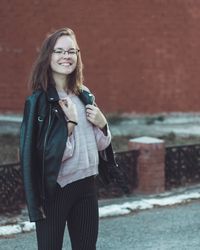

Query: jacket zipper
[41,103,52,201]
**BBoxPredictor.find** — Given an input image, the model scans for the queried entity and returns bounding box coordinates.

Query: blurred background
[2,0,200,113]
[2,0,200,229]
[2,2,200,244]
[1,0,200,160]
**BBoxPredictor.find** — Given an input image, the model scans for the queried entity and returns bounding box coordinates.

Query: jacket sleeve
[20,96,45,222]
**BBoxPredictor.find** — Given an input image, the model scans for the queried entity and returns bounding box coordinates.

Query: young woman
[20,27,115,250]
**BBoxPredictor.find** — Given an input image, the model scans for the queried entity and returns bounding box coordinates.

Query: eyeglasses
[52,48,80,56]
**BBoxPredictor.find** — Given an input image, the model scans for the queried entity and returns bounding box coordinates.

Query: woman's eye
[69,51,76,54]
[53,50,63,54]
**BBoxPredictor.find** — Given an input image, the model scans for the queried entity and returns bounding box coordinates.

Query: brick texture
[1,0,200,113]
[128,137,165,194]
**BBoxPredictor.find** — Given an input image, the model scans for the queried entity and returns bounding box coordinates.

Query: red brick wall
[1,0,200,114]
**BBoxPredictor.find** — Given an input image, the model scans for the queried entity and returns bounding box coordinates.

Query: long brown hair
[29,28,83,94]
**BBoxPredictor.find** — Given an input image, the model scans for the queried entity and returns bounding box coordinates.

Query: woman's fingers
[59,98,78,122]
[61,97,72,106]
[86,104,93,109]
[86,109,95,116]
[86,105,97,115]
[58,100,65,107]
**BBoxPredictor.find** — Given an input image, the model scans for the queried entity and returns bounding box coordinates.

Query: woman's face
[50,35,78,76]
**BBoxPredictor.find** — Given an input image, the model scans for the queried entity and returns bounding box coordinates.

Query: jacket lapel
[46,85,60,103]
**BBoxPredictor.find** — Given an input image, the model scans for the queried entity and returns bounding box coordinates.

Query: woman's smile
[58,61,73,67]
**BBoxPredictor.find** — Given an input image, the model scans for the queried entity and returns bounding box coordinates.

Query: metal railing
[2,142,200,214]
[0,162,25,214]
[165,144,200,189]
[0,149,139,214]
[97,150,139,198]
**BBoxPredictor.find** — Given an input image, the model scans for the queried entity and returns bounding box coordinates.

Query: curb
[1,189,200,236]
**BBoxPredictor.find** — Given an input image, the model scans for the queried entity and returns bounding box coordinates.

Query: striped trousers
[36,176,99,250]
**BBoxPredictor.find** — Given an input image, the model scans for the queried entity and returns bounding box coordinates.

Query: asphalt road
[1,200,200,250]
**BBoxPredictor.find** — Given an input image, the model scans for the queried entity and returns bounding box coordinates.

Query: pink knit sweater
[56,90,111,188]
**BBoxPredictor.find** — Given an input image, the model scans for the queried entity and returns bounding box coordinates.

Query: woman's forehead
[54,35,75,48]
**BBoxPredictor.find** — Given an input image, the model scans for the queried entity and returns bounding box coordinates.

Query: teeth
[59,63,71,66]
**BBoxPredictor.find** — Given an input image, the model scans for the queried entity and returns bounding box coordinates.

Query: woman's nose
[63,52,70,58]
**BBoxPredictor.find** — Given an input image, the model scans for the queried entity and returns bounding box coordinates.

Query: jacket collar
[46,84,94,105]
[46,85,60,103]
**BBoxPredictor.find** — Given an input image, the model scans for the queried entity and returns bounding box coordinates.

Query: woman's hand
[86,104,107,129]
[59,98,78,123]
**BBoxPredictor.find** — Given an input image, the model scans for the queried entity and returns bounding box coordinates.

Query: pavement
[1,183,200,236]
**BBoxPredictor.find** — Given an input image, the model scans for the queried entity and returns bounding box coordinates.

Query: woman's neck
[52,72,68,91]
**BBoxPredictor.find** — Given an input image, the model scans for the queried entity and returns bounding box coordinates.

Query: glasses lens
[53,48,79,55]
[53,49,63,54]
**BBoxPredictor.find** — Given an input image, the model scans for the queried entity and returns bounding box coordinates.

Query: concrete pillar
[128,136,165,194]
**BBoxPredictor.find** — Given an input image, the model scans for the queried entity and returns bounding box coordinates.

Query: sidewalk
[1,184,200,236]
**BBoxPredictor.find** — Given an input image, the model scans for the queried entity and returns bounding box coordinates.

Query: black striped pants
[36,176,99,250]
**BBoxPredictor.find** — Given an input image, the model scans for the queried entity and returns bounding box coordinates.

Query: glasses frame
[52,48,80,56]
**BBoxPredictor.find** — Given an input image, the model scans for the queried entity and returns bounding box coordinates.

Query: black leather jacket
[20,85,117,222]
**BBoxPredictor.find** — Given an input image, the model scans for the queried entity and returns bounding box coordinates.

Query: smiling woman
[20,27,115,250]
[50,36,79,80]
[29,28,83,95]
